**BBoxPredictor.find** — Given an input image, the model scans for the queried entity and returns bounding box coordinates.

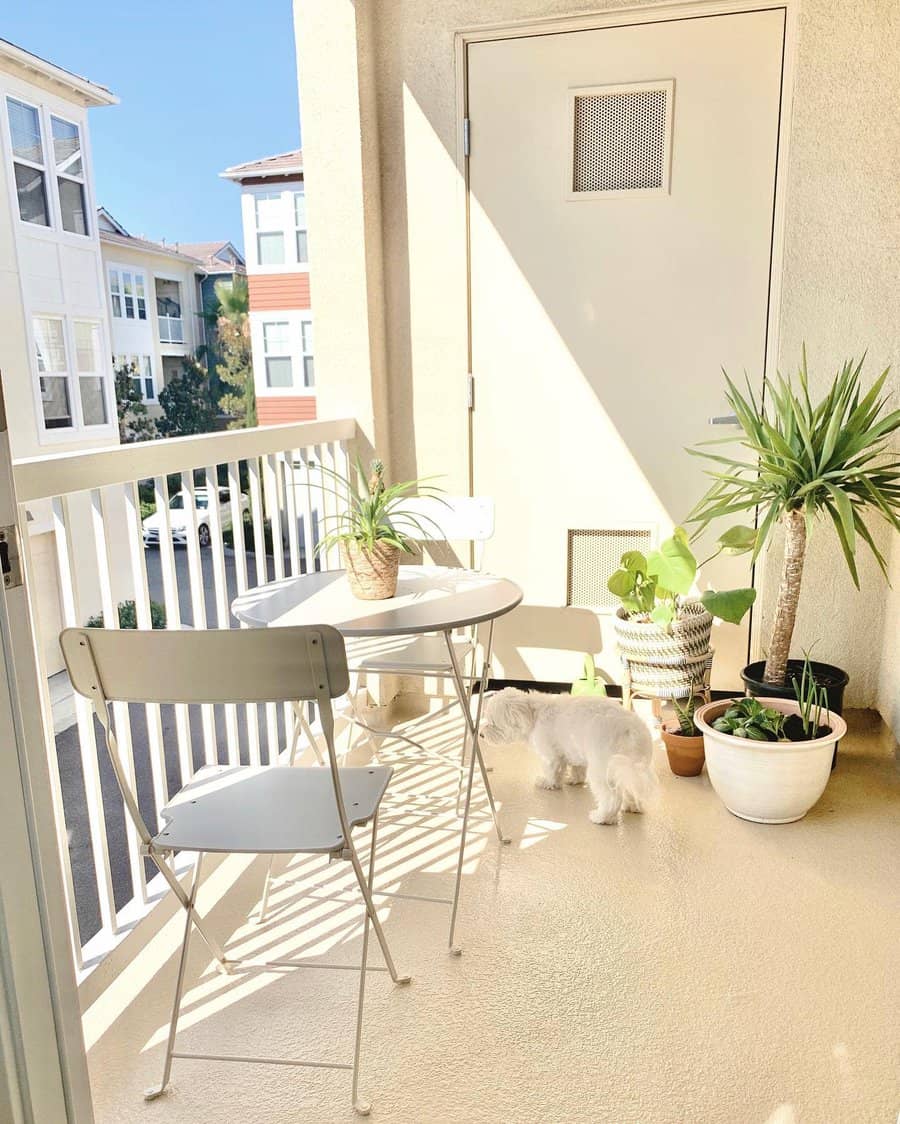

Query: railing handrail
[13,417,358,503]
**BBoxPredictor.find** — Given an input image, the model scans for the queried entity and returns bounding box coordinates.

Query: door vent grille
[571,81,672,195]
[567,528,652,610]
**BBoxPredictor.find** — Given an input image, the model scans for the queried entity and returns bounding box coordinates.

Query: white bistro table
[232,564,523,950]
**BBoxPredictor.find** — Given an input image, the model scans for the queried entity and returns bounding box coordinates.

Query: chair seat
[152,764,392,855]
[346,633,474,674]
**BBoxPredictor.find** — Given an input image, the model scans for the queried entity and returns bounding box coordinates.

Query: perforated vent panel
[567,529,653,610]
[571,82,672,195]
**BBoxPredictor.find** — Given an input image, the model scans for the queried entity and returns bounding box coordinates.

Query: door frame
[454,0,799,667]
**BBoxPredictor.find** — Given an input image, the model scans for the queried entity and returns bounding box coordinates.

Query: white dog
[480,689,657,824]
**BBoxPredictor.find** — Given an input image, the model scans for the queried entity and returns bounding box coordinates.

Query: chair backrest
[397,496,494,543]
[60,625,352,850]
[61,625,350,706]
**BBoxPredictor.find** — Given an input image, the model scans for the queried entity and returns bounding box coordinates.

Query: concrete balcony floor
[82,705,899,1123]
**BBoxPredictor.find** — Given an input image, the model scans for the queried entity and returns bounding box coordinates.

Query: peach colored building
[221,150,315,425]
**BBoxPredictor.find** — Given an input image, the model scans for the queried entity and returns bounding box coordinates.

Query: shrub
[223,512,276,555]
[86,599,167,630]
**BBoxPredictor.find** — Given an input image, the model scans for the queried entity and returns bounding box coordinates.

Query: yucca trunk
[763,509,806,685]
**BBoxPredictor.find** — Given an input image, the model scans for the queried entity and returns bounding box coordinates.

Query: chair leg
[290,703,323,766]
[149,851,229,971]
[350,813,382,1116]
[345,823,410,988]
[145,854,204,1100]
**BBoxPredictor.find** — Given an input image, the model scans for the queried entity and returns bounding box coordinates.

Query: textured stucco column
[293,0,391,465]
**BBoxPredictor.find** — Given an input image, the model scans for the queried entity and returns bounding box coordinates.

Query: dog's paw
[535,777,561,790]
[589,808,619,825]
[565,768,586,786]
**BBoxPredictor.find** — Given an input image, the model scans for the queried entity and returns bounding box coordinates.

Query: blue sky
[3,1,301,251]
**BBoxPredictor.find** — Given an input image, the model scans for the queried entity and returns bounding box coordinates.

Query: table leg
[446,621,507,954]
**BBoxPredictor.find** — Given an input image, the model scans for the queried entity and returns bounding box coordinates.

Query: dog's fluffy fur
[480,689,657,824]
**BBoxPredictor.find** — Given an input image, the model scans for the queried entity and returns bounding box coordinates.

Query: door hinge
[0,524,22,590]
[463,117,471,157]
[467,373,475,410]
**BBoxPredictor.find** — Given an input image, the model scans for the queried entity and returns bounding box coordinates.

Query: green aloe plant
[687,349,900,686]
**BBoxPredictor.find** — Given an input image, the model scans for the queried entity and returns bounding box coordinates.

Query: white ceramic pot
[694,697,847,824]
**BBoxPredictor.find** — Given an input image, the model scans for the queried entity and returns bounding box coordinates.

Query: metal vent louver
[570,81,673,195]
[567,528,653,611]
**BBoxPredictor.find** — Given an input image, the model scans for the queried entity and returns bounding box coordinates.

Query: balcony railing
[13,417,357,974]
[158,315,184,344]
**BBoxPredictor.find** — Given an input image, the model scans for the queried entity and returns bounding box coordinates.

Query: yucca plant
[687,348,900,686]
[316,457,443,556]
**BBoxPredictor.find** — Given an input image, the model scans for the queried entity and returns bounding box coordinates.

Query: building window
[263,321,292,387]
[73,321,107,425]
[50,116,88,235]
[7,98,49,227]
[116,354,155,403]
[301,318,314,387]
[33,316,72,429]
[255,192,285,265]
[156,278,183,343]
[294,189,308,263]
[109,268,147,320]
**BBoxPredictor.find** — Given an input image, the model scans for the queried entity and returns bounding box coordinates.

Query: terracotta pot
[341,540,400,600]
[660,722,706,777]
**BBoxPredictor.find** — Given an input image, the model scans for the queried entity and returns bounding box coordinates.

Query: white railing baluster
[228,459,261,768]
[122,482,170,820]
[153,474,194,787]
[280,451,301,575]
[296,446,316,575]
[90,488,148,908]
[205,466,239,766]
[16,517,84,970]
[248,457,278,761]
[182,474,216,768]
[319,441,341,571]
[52,495,118,940]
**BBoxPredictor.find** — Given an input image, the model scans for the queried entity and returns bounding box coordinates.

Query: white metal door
[468,8,785,687]
[0,374,94,1122]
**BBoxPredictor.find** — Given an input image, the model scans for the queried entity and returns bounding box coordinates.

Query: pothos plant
[607,526,757,631]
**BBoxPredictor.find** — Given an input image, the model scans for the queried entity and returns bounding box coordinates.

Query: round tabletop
[231,565,523,637]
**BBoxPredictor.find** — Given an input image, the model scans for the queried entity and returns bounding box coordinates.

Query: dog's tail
[607,754,659,813]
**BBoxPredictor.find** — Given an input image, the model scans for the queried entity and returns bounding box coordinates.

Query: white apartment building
[97,208,206,418]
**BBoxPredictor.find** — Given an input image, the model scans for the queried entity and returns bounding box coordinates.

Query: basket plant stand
[614,601,714,717]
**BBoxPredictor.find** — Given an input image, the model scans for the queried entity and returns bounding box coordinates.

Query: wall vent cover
[567,528,653,611]
[569,80,673,197]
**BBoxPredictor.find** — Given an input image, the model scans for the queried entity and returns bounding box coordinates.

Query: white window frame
[261,319,294,389]
[300,316,314,388]
[251,311,316,398]
[294,188,309,264]
[154,274,184,344]
[29,314,116,443]
[49,113,89,235]
[5,95,50,229]
[3,95,94,240]
[115,353,156,405]
[107,264,148,322]
[254,191,286,268]
[72,319,110,427]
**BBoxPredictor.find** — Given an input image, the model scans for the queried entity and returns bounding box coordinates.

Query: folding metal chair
[60,624,410,1117]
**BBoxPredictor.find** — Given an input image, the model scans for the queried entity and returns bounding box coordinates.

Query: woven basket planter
[342,540,400,600]
[614,600,714,701]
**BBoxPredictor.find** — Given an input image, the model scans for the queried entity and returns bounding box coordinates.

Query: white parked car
[142,487,249,548]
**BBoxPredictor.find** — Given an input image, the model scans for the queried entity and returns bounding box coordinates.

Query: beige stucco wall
[295,0,900,716]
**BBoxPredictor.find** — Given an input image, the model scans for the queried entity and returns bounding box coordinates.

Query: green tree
[209,277,255,429]
[157,355,218,437]
[114,361,157,443]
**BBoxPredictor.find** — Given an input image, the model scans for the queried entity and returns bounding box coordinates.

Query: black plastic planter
[741,659,849,769]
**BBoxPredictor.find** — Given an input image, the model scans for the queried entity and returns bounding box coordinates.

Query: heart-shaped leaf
[607,569,635,597]
[701,587,756,625]
[650,602,676,630]
[620,550,647,573]
[647,533,697,596]
[717,525,758,555]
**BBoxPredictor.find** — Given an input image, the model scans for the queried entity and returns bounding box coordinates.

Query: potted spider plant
[659,689,706,777]
[695,655,847,823]
[317,458,442,600]
[606,527,756,702]
[687,348,900,715]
